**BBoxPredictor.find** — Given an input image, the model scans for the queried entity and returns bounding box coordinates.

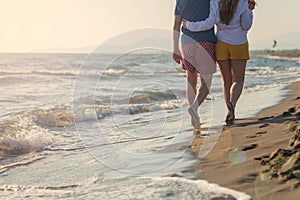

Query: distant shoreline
[1,49,300,57]
[251,49,300,58]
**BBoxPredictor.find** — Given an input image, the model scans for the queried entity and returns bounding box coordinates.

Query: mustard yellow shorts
[216,40,249,60]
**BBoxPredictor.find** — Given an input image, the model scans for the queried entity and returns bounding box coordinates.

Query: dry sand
[190,81,300,200]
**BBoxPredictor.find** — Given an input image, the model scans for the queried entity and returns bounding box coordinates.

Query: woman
[183,0,256,125]
[173,0,217,128]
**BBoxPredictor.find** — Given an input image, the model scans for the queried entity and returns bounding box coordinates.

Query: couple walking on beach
[173,0,256,127]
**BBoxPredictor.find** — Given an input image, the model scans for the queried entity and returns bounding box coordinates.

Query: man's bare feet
[188,107,200,128]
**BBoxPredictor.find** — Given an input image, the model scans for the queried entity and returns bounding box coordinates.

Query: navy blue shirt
[175,0,217,44]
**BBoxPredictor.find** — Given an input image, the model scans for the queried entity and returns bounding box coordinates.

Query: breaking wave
[0,115,54,156]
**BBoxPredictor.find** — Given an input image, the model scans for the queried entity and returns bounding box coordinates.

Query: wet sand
[190,81,300,200]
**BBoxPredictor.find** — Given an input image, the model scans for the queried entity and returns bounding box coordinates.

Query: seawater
[0,51,299,199]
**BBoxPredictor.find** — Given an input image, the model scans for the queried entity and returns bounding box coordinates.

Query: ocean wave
[0,184,79,192]
[31,108,75,127]
[0,70,77,77]
[254,54,300,62]
[244,79,300,93]
[0,176,251,199]
[246,66,299,76]
[109,62,140,68]
[0,114,54,156]
[72,97,184,122]
[95,99,182,118]
[101,68,127,75]
[0,99,183,156]
[127,90,178,104]
[0,106,81,156]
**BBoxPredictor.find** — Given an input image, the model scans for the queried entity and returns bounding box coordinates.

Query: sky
[0,0,299,53]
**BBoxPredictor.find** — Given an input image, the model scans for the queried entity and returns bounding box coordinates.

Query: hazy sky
[0,0,299,52]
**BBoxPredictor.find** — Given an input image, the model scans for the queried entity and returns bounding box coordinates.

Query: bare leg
[218,60,236,124]
[230,59,247,108]
[186,70,197,106]
[188,74,212,128]
[218,60,232,108]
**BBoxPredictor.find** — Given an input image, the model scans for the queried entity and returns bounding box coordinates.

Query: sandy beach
[0,51,299,199]
[190,81,300,200]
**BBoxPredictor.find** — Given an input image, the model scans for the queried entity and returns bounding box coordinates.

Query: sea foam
[0,113,55,156]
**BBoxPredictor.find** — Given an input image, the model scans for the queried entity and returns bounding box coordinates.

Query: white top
[186,0,253,45]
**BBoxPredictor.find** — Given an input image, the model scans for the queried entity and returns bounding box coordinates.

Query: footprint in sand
[246,135,259,139]
[281,107,297,117]
[289,122,298,132]
[282,111,292,117]
[241,144,257,151]
[256,131,267,135]
[259,123,270,128]
[296,112,300,119]
[247,131,267,138]
[254,154,269,161]
[237,173,258,184]
[258,116,274,121]
[288,107,296,113]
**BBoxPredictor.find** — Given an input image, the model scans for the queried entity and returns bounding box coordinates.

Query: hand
[248,0,256,10]
[173,49,182,64]
[182,19,187,29]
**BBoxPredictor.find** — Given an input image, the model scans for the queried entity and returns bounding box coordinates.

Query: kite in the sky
[272,40,277,48]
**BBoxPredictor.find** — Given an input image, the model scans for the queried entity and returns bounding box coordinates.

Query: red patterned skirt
[181,41,216,75]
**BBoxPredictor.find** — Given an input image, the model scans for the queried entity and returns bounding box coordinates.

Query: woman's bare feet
[225,102,235,126]
[188,106,200,128]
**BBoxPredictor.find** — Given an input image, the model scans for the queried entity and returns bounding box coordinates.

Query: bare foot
[188,107,200,128]
[226,102,235,126]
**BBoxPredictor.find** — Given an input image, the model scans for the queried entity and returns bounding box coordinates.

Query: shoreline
[251,49,300,59]
[190,81,300,200]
